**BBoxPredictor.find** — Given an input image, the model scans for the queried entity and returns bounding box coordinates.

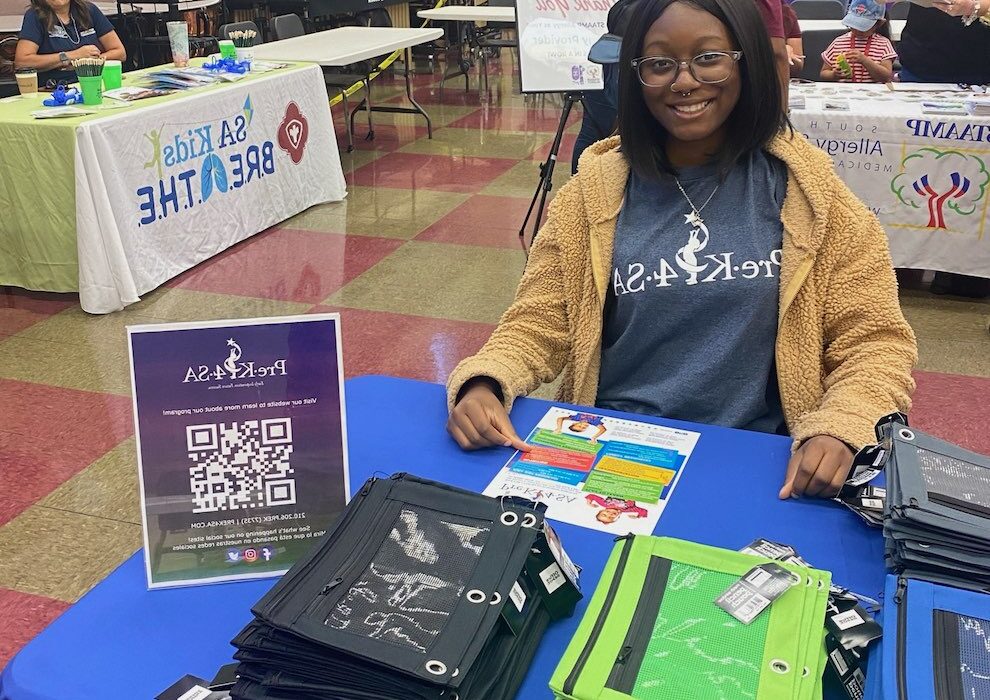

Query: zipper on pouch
[606,556,673,693]
[268,476,379,618]
[563,536,635,696]
[895,577,908,700]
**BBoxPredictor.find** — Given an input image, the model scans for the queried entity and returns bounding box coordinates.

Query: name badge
[81,27,96,36]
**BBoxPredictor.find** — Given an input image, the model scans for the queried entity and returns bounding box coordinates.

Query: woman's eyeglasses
[631,51,743,87]
[44,79,68,90]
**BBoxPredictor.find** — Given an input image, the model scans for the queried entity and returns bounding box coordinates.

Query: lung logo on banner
[128,314,349,589]
[890,148,989,229]
[278,101,310,164]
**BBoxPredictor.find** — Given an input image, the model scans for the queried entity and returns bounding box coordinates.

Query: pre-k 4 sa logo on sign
[278,102,309,164]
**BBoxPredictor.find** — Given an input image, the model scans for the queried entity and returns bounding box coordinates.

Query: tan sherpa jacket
[447,132,918,450]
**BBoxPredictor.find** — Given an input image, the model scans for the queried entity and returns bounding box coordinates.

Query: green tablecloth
[0,61,309,292]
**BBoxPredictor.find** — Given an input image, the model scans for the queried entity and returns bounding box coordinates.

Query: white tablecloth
[790,83,990,278]
[74,64,346,313]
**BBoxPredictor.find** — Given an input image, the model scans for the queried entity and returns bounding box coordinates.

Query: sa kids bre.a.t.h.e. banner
[75,64,345,313]
[127,314,349,588]
[485,407,700,535]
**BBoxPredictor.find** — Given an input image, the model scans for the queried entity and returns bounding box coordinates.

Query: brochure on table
[127,314,349,589]
[484,407,700,535]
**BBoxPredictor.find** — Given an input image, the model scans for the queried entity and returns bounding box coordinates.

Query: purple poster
[127,314,348,588]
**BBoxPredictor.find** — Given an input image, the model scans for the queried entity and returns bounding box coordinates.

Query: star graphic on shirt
[684,211,704,227]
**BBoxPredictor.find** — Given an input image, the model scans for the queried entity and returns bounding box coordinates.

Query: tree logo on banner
[277,102,309,165]
[890,148,989,229]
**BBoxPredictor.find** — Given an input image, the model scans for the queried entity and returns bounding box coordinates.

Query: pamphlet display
[484,407,699,535]
[127,314,349,588]
[516,0,615,93]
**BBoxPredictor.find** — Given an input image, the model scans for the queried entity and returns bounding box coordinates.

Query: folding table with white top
[252,26,443,138]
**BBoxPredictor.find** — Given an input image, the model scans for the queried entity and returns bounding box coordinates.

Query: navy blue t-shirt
[19,4,115,84]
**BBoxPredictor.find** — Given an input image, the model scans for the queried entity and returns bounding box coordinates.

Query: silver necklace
[57,14,81,45]
[674,177,720,227]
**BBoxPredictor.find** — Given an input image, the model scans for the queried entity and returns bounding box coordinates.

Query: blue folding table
[0,375,885,699]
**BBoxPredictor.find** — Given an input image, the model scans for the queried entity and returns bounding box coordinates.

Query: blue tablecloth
[0,376,885,699]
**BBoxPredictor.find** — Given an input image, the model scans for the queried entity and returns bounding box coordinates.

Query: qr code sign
[187,418,295,513]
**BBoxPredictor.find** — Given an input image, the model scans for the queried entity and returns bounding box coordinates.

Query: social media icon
[261,547,273,562]
[243,548,258,563]
[226,549,241,563]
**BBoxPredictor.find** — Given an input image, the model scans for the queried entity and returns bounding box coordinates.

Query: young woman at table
[445,0,917,499]
[15,0,125,87]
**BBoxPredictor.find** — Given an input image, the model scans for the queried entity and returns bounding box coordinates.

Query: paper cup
[78,75,103,105]
[14,69,38,96]
[235,47,254,70]
[167,21,190,67]
[102,60,122,90]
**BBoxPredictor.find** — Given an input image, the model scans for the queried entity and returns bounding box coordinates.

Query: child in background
[820,0,897,82]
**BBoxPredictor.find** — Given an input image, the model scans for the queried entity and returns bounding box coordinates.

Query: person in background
[781,0,805,77]
[753,0,790,103]
[15,0,125,87]
[820,0,895,83]
[446,0,917,499]
[898,0,990,298]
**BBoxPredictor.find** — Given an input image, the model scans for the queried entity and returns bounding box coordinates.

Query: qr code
[187,418,295,513]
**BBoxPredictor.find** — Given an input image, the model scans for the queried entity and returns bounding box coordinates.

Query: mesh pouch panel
[956,614,990,698]
[632,561,769,700]
[917,448,990,514]
[324,507,491,654]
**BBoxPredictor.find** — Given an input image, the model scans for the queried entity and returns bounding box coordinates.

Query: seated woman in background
[15,0,125,87]
[446,0,917,500]
[820,0,895,82]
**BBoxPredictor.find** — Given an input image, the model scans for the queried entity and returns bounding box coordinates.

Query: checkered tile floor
[1,55,989,666]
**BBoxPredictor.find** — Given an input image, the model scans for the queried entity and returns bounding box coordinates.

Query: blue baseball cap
[843,0,886,31]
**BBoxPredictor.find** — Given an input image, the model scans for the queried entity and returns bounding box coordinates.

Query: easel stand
[519,91,584,249]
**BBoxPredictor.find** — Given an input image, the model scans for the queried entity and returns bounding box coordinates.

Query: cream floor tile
[283,187,469,239]
[39,438,141,525]
[0,506,140,602]
[326,241,525,324]
[916,336,990,378]
[481,159,573,198]
[0,334,132,396]
[130,287,311,321]
[399,127,548,160]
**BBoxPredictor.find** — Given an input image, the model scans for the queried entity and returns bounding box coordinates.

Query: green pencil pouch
[550,536,831,700]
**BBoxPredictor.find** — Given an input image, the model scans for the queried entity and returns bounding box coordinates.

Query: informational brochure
[484,407,700,535]
[127,314,349,588]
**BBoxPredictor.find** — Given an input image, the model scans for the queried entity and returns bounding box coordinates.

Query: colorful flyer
[484,407,700,535]
[127,314,348,588]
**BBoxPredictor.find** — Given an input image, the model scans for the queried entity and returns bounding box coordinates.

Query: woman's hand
[779,435,854,499]
[69,45,101,60]
[447,383,531,452]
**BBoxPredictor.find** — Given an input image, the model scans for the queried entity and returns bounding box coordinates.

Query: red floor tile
[0,288,75,336]
[415,195,533,249]
[910,370,990,456]
[335,123,431,153]
[169,229,402,304]
[447,106,582,133]
[310,306,495,383]
[0,380,133,525]
[0,588,70,667]
[347,152,517,193]
[391,85,489,107]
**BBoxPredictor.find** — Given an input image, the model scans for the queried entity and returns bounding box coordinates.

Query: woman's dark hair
[617,0,788,179]
[30,0,93,32]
